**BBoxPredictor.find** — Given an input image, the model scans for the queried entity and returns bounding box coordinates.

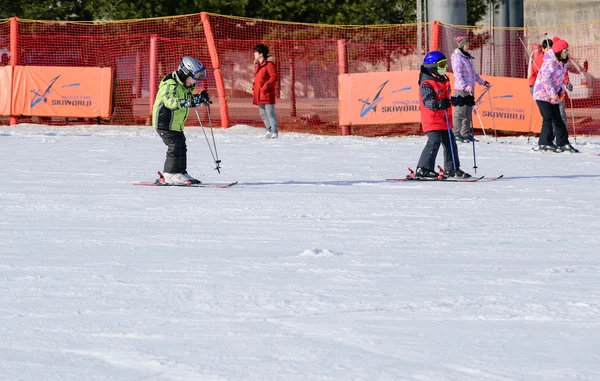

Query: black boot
[559,143,579,153]
[445,168,471,178]
[415,167,439,179]
[538,144,564,153]
[462,134,479,142]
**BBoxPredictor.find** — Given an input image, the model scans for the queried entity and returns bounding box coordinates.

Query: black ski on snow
[386,167,503,183]
[134,171,238,188]
[529,147,596,155]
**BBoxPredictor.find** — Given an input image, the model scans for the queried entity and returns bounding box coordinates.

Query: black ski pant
[157,129,187,174]
[536,100,570,147]
[417,130,461,172]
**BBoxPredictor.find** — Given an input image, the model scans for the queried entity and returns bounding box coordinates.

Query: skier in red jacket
[252,44,279,139]
[414,51,473,179]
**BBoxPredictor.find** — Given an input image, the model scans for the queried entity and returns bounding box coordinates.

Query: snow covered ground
[1,124,599,381]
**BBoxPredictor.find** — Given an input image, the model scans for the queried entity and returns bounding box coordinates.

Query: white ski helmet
[177,56,206,81]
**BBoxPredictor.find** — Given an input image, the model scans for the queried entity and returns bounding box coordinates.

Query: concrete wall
[524,0,600,27]
[472,0,600,79]
[523,0,600,78]
[475,0,600,27]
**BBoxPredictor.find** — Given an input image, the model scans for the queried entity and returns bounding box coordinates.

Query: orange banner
[11,66,113,118]
[339,71,542,133]
[471,75,542,134]
[0,66,12,116]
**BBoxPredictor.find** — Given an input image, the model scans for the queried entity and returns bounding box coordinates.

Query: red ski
[134,171,238,188]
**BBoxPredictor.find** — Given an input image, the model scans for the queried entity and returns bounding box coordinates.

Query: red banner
[339,71,542,133]
[11,66,113,118]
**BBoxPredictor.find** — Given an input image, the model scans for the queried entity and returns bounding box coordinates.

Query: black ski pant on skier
[157,129,187,174]
[417,130,461,172]
[536,100,569,147]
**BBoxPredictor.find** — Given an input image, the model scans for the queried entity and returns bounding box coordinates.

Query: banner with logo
[339,71,421,126]
[11,66,113,118]
[339,71,543,133]
[472,74,542,134]
[0,66,12,116]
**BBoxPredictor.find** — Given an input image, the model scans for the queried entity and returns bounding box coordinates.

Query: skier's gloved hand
[483,81,491,88]
[191,94,203,107]
[179,99,191,108]
[463,95,476,106]
[451,95,464,107]
[436,98,451,110]
[565,82,573,92]
[199,90,212,105]
[191,90,212,107]
[552,93,566,104]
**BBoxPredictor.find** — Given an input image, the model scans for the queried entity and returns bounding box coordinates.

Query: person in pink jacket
[532,37,578,153]
[529,39,572,137]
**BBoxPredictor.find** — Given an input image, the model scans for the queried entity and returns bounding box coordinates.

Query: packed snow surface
[1,124,599,381]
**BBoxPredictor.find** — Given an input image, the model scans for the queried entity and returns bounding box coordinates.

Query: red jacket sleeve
[528,55,544,87]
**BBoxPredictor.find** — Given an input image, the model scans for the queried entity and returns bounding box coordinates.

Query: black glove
[191,90,212,107]
[565,82,573,92]
[436,98,451,110]
[463,95,476,106]
[450,96,464,107]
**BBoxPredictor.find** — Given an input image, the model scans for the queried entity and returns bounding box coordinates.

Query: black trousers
[417,130,461,172]
[536,100,569,146]
[157,129,187,174]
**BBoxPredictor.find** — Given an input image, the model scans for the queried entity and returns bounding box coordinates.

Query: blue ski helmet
[423,51,447,71]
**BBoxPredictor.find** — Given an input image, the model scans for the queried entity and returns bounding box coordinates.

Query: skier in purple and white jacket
[450,36,491,143]
[533,37,578,153]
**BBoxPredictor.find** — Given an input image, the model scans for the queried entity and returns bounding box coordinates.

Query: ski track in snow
[1,124,599,381]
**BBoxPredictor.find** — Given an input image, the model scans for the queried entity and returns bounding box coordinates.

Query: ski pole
[469,105,478,173]
[517,33,540,72]
[204,103,221,168]
[527,97,536,144]
[475,86,490,105]
[473,87,490,140]
[486,89,499,142]
[444,109,458,172]
[472,104,488,140]
[568,91,577,143]
[517,33,541,144]
[194,106,221,173]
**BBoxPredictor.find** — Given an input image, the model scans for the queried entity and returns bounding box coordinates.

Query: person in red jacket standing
[413,51,473,179]
[252,44,279,139]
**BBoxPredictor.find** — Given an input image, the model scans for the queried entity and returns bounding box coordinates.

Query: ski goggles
[191,68,207,81]
[424,58,448,71]
[436,59,448,71]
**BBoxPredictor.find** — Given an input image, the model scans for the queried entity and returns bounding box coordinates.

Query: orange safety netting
[437,22,600,136]
[0,15,599,135]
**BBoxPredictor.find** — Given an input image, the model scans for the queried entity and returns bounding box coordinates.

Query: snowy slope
[1,124,599,381]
